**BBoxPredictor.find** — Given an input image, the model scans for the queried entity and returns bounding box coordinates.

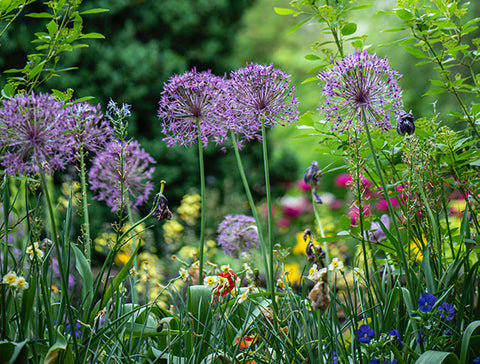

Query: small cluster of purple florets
[217,214,259,258]
[157,63,299,148]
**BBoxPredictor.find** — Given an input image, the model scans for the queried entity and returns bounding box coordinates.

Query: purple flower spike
[418,292,437,312]
[226,63,299,143]
[318,49,403,133]
[66,101,113,153]
[0,92,75,175]
[217,214,259,258]
[438,302,455,321]
[89,140,155,213]
[157,68,227,147]
[357,324,375,344]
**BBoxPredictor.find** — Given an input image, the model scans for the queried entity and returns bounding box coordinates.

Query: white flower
[26,242,44,260]
[307,264,328,282]
[204,275,218,289]
[220,264,231,273]
[236,290,249,304]
[179,267,189,280]
[2,271,18,287]
[353,267,364,279]
[328,257,344,272]
[15,276,29,290]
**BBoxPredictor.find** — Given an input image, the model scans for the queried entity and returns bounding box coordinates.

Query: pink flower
[297,179,311,191]
[334,173,352,188]
[347,205,371,226]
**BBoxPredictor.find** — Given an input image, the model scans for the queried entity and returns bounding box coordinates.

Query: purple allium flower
[357,324,375,344]
[217,214,259,258]
[89,140,155,213]
[157,68,227,147]
[66,101,113,153]
[438,302,455,321]
[318,49,403,133]
[418,292,437,312]
[0,92,75,175]
[388,329,405,345]
[226,63,299,143]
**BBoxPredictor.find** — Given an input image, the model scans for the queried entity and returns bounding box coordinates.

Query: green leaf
[71,244,93,314]
[44,329,67,364]
[1,83,15,97]
[274,7,297,15]
[422,248,436,293]
[304,54,320,60]
[46,20,58,37]
[403,46,426,58]
[460,321,480,363]
[423,88,448,96]
[81,32,105,39]
[341,22,357,36]
[26,12,54,18]
[299,112,314,126]
[415,351,459,363]
[79,8,109,15]
[350,4,375,11]
[396,9,413,20]
[288,18,311,34]
[338,215,351,230]
[0,340,28,364]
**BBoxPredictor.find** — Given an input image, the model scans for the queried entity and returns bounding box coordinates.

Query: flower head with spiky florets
[66,101,113,154]
[89,140,155,213]
[318,49,403,133]
[0,92,75,175]
[217,214,259,258]
[157,68,227,147]
[226,63,299,144]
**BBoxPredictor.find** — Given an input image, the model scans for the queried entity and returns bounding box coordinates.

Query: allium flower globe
[89,140,155,213]
[226,63,299,143]
[157,68,227,147]
[0,93,74,175]
[66,101,113,153]
[318,49,403,133]
[217,214,259,258]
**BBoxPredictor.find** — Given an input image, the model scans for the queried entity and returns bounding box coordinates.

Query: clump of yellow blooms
[177,194,201,226]
[57,181,82,210]
[163,220,184,244]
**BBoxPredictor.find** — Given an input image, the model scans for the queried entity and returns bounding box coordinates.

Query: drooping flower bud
[396,111,415,136]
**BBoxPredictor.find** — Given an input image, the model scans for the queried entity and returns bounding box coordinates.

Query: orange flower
[235,335,255,349]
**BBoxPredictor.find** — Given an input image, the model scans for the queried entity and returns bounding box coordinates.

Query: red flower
[215,269,237,296]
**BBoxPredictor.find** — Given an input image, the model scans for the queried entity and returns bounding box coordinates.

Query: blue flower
[388,329,405,345]
[332,351,338,364]
[417,328,425,344]
[473,357,480,364]
[386,360,398,364]
[358,324,375,344]
[438,302,455,321]
[369,360,380,364]
[418,292,437,312]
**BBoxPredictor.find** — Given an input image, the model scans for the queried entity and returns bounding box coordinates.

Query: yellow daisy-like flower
[283,263,302,285]
[328,257,344,272]
[16,276,29,290]
[115,251,131,266]
[2,271,18,286]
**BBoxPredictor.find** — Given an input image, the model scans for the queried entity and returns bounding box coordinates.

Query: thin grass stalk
[261,121,276,308]
[360,111,412,290]
[1,175,9,338]
[197,130,206,285]
[39,171,80,363]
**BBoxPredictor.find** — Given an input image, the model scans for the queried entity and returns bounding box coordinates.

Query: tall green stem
[78,147,91,263]
[39,172,80,364]
[197,134,206,285]
[360,111,412,289]
[230,131,271,292]
[261,122,276,306]
[1,175,9,338]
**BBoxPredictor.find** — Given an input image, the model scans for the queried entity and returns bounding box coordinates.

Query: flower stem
[197,133,206,285]
[78,146,91,264]
[360,111,412,288]
[261,122,276,307]
[1,175,9,338]
[230,131,270,292]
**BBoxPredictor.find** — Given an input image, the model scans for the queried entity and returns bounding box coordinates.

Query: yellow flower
[16,276,29,290]
[178,194,201,225]
[2,271,18,286]
[163,220,184,244]
[283,263,302,285]
[237,290,249,304]
[409,236,425,262]
[115,251,131,266]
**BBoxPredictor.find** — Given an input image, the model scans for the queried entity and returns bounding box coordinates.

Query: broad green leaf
[338,215,351,230]
[71,244,93,313]
[350,4,375,11]
[299,112,314,126]
[288,18,311,34]
[396,9,413,20]
[81,32,105,39]
[79,8,109,15]
[0,340,28,364]
[423,87,448,96]
[304,54,320,60]
[460,321,480,363]
[46,20,58,37]
[44,329,67,364]
[274,7,297,15]
[415,351,459,363]
[403,46,426,58]
[26,12,53,18]
[341,22,357,36]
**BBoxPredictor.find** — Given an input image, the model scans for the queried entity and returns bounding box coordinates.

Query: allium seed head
[318,49,403,133]
[89,140,155,213]
[157,68,227,147]
[0,92,75,175]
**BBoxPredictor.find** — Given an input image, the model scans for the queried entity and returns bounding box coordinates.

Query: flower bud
[396,111,415,136]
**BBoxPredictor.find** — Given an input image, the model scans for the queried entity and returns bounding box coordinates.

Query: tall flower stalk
[226,63,298,304]
[158,69,226,284]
